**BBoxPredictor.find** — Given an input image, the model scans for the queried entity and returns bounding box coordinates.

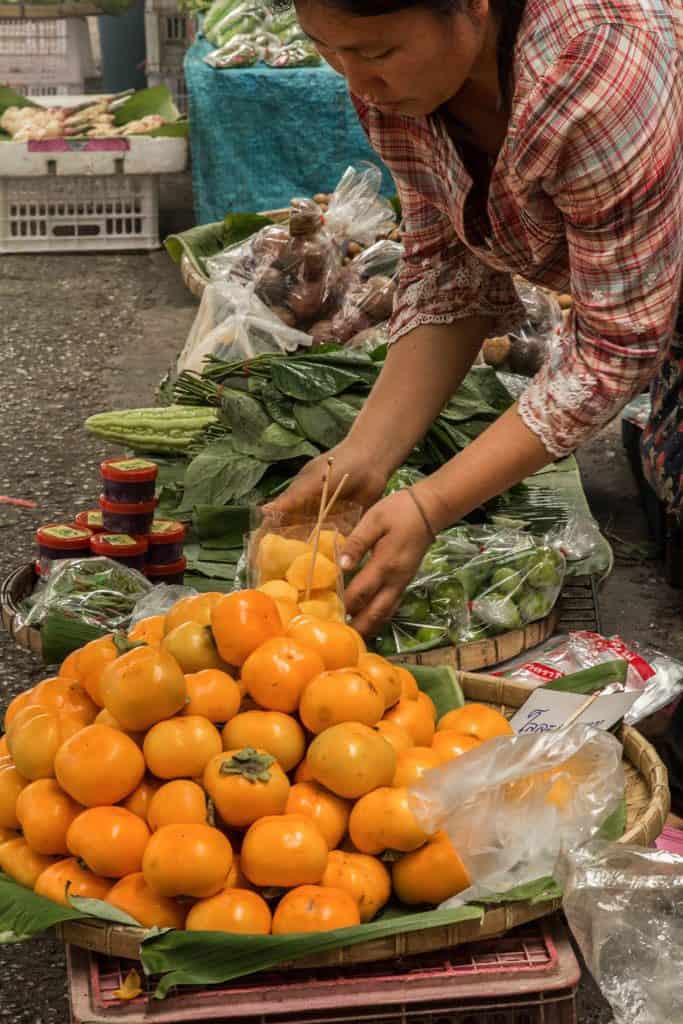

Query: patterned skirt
[641,307,683,513]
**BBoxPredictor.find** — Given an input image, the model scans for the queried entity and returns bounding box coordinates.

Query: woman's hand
[341,489,435,636]
[266,441,389,516]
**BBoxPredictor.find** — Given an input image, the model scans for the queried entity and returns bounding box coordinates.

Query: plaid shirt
[353,0,683,457]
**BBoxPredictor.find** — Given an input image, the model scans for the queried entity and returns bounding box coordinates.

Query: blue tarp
[184,36,394,224]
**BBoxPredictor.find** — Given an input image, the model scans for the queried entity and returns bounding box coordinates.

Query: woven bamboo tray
[0,561,557,670]
[53,671,670,965]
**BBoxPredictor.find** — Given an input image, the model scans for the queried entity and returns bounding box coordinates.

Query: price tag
[510,689,639,735]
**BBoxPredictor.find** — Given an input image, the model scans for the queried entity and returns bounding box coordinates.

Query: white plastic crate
[0,18,95,91]
[0,134,187,253]
[144,0,191,73]
[147,67,188,115]
[0,174,160,252]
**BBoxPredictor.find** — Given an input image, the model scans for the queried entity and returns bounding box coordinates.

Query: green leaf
[142,904,483,997]
[183,574,234,593]
[294,396,359,448]
[542,660,628,694]
[261,392,300,433]
[598,796,627,841]
[270,360,364,401]
[0,875,84,941]
[69,897,142,928]
[165,221,226,279]
[234,422,318,463]
[223,212,276,248]
[113,85,180,127]
[479,876,562,906]
[177,440,267,513]
[198,547,240,564]
[193,505,250,545]
[0,87,39,120]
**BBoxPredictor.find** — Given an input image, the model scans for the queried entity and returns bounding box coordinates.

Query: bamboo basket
[54,671,670,965]
[0,561,557,669]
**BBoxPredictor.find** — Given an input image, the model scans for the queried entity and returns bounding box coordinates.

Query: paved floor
[0,221,680,1021]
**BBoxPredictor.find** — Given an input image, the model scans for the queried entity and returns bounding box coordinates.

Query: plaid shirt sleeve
[518,23,683,457]
[352,96,525,343]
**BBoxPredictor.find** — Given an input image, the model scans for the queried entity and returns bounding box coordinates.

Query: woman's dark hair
[294,0,526,109]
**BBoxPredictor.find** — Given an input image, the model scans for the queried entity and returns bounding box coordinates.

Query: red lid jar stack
[36,524,93,573]
[91,533,149,572]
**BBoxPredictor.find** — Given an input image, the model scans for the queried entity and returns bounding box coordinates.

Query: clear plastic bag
[410,725,625,905]
[557,840,683,1024]
[501,631,683,733]
[266,42,321,67]
[129,584,198,626]
[246,501,362,621]
[21,557,152,631]
[324,164,397,248]
[205,0,266,47]
[482,281,562,376]
[375,524,566,655]
[177,278,313,375]
[326,240,401,344]
[204,37,265,68]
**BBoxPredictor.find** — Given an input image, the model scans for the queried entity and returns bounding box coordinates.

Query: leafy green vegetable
[176,440,267,514]
[270,360,363,401]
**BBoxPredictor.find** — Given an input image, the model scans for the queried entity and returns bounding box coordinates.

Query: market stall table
[183,36,393,223]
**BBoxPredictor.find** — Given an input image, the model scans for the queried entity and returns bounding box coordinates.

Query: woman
[273,0,683,635]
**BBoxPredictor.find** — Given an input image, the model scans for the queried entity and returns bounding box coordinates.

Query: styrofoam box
[147,68,188,115]
[0,136,187,253]
[0,18,95,89]
[144,0,191,73]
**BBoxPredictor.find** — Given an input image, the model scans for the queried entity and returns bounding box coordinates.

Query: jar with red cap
[90,533,149,572]
[100,496,157,536]
[146,519,187,566]
[36,524,93,572]
[74,509,105,534]
[100,458,158,504]
[145,557,187,586]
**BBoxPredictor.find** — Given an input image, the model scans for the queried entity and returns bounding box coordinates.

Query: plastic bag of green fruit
[374,525,566,656]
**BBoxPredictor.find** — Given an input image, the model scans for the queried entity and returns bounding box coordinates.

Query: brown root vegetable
[313,193,330,205]
[507,337,547,376]
[347,241,363,258]
[331,309,372,343]
[288,281,327,324]
[556,293,573,309]
[289,198,322,237]
[271,305,298,328]
[252,225,290,263]
[255,267,287,305]
[309,320,338,344]
[362,276,396,321]
[482,335,512,368]
[390,228,402,242]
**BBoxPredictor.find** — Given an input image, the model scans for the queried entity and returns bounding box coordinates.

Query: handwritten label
[510,689,639,735]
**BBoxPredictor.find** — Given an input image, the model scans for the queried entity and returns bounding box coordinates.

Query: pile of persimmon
[0,588,513,936]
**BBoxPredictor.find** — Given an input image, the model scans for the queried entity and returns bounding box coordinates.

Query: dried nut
[347,241,363,257]
[288,281,326,323]
[482,335,512,367]
[309,320,337,344]
[313,193,329,205]
[289,198,322,237]
[557,293,573,309]
[390,228,402,242]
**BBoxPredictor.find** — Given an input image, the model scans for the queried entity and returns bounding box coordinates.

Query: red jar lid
[147,519,187,545]
[99,495,158,515]
[74,509,104,533]
[100,457,158,483]
[36,524,93,550]
[145,557,187,578]
[91,533,149,557]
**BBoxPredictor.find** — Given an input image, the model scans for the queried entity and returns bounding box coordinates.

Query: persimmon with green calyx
[203,747,290,828]
[100,646,187,732]
[34,857,110,906]
[161,621,231,675]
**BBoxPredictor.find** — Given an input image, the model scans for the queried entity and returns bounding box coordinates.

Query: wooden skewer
[304,458,333,601]
[306,472,349,543]
[563,691,602,729]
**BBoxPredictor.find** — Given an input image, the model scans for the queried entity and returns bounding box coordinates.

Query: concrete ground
[0,174,681,1022]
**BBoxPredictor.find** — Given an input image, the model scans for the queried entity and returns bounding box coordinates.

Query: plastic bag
[557,840,683,1023]
[324,240,401,344]
[21,557,152,631]
[129,584,198,626]
[266,42,321,67]
[501,631,683,732]
[375,524,566,655]
[482,281,562,376]
[246,501,362,621]
[410,725,625,905]
[205,0,266,47]
[324,165,397,248]
[204,37,265,68]
[177,279,313,375]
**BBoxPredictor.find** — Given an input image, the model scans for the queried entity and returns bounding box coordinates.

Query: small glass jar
[146,519,187,566]
[99,496,157,536]
[100,457,158,504]
[145,557,187,587]
[90,533,149,572]
[36,524,93,573]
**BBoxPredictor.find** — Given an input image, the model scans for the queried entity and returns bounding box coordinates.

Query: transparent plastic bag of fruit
[375,525,566,655]
[324,164,397,248]
[557,840,683,1023]
[501,631,683,734]
[320,240,401,345]
[177,278,313,375]
[21,557,152,631]
[246,501,363,622]
[410,725,624,905]
[129,585,198,626]
[205,198,345,339]
[482,281,563,376]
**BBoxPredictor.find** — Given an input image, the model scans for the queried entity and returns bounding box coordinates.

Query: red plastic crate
[67,916,580,1024]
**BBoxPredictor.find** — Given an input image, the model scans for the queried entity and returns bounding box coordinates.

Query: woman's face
[296,1,489,117]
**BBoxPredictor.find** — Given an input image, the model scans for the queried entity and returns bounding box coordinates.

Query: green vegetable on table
[85,406,219,454]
